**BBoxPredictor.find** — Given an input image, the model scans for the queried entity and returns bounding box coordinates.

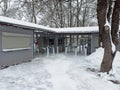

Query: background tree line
[0,0,97,27]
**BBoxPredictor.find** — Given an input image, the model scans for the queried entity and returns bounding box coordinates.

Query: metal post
[84,44,87,56]
[77,46,79,55]
[57,46,59,54]
[47,46,49,56]
[53,46,55,55]
[80,45,82,54]
[65,46,68,54]
[84,45,86,56]
[75,47,77,56]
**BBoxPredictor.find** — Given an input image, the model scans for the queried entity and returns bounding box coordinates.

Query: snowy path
[45,59,78,90]
[0,52,119,90]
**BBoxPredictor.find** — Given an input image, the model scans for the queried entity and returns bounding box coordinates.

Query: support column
[90,34,96,53]
[54,34,58,53]
[70,34,72,46]
[77,34,78,45]
[33,30,35,58]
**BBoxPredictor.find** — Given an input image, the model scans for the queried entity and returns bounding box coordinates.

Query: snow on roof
[55,26,98,33]
[0,16,56,32]
[0,16,119,34]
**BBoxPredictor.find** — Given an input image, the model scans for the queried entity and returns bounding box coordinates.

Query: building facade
[0,16,119,67]
[0,22,34,67]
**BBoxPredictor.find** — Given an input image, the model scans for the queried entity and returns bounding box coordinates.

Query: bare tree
[42,0,97,27]
[0,0,97,27]
[0,0,15,17]
[97,0,120,73]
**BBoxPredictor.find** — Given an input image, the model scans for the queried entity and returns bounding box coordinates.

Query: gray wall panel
[0,31,2,51]
[0,24,34,66]
[0,50,33,66]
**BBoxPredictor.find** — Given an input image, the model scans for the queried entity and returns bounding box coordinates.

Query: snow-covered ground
[0,48,120,90]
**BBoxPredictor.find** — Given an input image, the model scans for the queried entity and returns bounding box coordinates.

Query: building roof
[0,16,119,34]
[55,27,98,34]
[0,16,55,32]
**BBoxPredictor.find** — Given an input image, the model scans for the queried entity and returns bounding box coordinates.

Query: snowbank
[86,47,120,84]
[85,47,104,69]
[86,47,120,70]
[113,51,120,67]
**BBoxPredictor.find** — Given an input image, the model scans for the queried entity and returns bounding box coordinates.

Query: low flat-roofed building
[0,16,120,67]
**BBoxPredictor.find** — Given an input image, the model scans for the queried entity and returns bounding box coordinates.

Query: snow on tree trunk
[111,0,120,50]
[100,22,113,73]
[97,0,120,73]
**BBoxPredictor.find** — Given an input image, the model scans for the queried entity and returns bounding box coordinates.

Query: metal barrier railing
[46,45,87,56]
[65,45,88,56]
[35,44,88,56]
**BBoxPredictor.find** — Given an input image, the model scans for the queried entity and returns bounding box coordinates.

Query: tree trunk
[76,0,83,27]
[97,0,120,73]
[3,0,8,16]
[100,26,113,73]
[60,0,63,27]
[69,0,72,27]
[97,0,108,47]
[111,0,120,47]
[32,0,37,24]
[107,0,112,22]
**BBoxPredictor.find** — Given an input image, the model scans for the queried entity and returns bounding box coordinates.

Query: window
[2,32,32,51]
